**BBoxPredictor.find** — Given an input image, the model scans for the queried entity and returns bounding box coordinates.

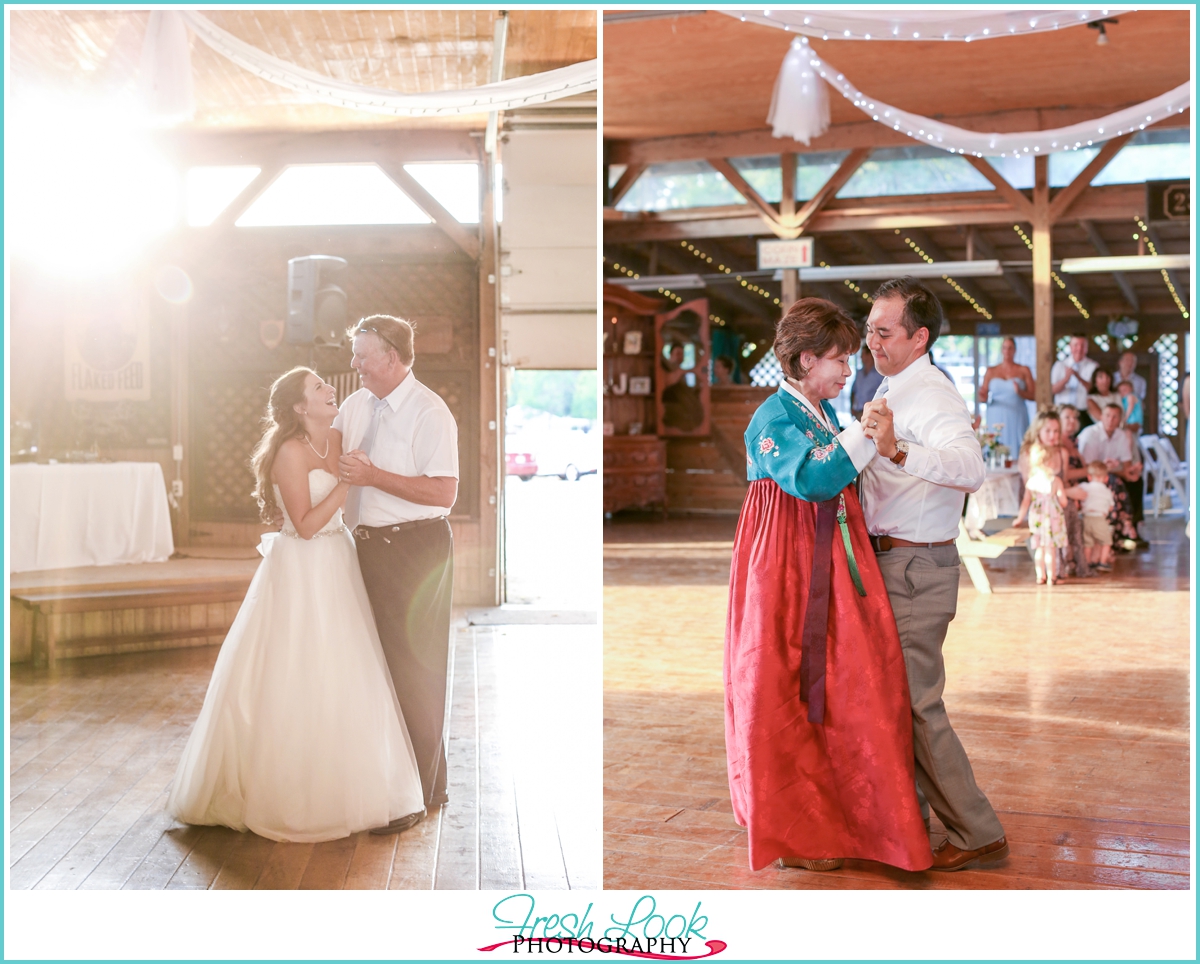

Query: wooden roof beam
[963,227,1033,307]
[1079,219,1139,311]
[176,158,287,269]
[1048,133,1134,223]
[962,156,1034,221]
[793,148,871,232]
[707,158,791,237]
[609,163,646,206]
[606,110,1189,167]
[378,161,480,260]
[603,183,1147,242]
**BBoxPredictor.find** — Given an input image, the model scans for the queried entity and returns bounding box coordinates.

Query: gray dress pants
[875,545,1006,851]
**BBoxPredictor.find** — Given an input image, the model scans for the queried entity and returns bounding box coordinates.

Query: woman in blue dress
[981,337,1035,458]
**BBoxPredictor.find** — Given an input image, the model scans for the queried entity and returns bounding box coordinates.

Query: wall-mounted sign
[1146,180,1189,222]
[64,289,150,401]
[757,237,813,270]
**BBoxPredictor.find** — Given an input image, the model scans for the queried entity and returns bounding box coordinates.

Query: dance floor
[9,617,600,890]
[604,513,1192,890]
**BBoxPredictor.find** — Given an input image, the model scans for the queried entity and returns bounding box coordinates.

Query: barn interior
[8,9,599,896]
[601,9,1192,899]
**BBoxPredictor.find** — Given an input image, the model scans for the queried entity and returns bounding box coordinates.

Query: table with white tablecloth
[964,468,1023,538]
[10,462,175,572]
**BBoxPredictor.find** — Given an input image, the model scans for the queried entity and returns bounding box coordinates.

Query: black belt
[353,517,447,540]
[869,535,956,553]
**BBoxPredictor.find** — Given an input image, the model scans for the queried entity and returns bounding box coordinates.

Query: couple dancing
[726,278,1009,874]
[167,315,458,842]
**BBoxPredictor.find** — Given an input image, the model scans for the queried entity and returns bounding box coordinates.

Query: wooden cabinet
[603,435,667,514]
[603,284,660,437]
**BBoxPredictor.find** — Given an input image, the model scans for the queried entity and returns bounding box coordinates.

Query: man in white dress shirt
[1050,334,1099,424]
[335,315,459,830]
[1114,350,1147,401]
[858,277,1009,872]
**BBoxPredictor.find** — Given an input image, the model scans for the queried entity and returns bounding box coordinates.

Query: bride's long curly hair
[251,367,317,523]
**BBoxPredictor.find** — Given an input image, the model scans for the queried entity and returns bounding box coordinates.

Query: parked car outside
[505,451,538,481]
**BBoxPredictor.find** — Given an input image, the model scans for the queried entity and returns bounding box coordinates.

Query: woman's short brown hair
[774,298,861,380]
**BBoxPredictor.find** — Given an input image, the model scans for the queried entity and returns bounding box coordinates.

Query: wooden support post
[780,152,798,306]
[479,152,502,606]
[169,303,190,548]
[782,270,798,308]
[1032,154,1054,407]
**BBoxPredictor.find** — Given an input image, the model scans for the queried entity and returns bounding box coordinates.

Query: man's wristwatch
[889,440,909,465]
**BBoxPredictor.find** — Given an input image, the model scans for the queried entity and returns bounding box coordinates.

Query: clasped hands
[338,449,376,486]
[860,399,899,459]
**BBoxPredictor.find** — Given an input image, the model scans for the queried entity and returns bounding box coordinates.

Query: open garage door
[500,129,597,370]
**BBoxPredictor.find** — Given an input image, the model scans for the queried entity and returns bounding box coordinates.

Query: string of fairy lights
[895,229,992,320]
[612,215,1189,330]
[1134,217,1189,320]
[681,241,782,306]
[1011,225,1090,319]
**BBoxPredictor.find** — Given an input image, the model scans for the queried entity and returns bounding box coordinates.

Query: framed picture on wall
[623,330,643,355]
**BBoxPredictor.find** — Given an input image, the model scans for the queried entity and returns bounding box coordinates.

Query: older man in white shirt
[335,314,459,830]
[1050,334,1099,420]
[858,277,1008,872]
[1114,350,1147,401]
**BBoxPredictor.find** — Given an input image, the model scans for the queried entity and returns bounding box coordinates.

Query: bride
[167,366,425,842]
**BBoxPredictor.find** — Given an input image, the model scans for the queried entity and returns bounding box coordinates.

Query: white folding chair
[1152,437,1189,515]
[1139,434,1165,517]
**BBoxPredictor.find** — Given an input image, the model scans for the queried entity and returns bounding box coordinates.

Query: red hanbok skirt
[725,479,933,872]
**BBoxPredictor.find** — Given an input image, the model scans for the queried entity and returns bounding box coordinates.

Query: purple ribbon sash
[798,498,837,725]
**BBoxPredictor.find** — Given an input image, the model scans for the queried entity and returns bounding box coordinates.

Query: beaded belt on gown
[280,524,349,539]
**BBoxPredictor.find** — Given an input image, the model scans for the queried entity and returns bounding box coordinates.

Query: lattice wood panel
[190,241,479,523]
[190,373,272,523]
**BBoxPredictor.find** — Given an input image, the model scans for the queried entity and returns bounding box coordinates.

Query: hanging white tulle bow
[763,31,1189,156]
[139,11,195,123]
[768,37,829,144]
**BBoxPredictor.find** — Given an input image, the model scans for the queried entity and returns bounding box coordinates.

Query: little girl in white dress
[168,367,424,842]
[1016,441,1084,586]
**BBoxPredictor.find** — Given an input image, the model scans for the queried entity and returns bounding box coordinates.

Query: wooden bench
[11,578,253,665]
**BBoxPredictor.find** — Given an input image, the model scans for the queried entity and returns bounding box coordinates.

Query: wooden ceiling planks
[604,10,1191,142]
[9,9,596,132]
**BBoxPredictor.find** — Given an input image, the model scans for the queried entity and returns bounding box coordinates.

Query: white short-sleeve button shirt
[334,373,459,525]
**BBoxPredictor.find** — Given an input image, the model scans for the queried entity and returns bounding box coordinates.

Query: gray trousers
[875,545,1006,851]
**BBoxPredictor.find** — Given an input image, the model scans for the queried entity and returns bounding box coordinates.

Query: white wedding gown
[167,468,425,842]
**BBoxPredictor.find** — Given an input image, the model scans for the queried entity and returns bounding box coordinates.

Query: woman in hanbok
[725,298,932,873]
[168,367,425,842]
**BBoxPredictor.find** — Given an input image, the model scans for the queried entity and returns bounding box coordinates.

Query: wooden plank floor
[10,622,600,890]
[603,513,1191,890]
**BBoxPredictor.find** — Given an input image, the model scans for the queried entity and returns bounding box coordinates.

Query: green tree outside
[508,370,597,419]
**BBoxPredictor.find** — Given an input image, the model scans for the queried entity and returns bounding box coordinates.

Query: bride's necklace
[303,434,330,460]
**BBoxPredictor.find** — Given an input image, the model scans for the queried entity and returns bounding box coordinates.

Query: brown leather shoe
[929,835,1009,871]
[368,809,426,835]
[775,857,844,871]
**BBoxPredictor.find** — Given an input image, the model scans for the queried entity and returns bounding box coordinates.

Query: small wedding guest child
[1118,379,1143,433]
[1015,439,1071,585]
[1078,461,1117,572]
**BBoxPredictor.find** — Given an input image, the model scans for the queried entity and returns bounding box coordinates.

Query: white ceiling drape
[147,11,597,120]
[727,9,1189,154]
[774,35,1190,155]
[729,9,1128,42]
